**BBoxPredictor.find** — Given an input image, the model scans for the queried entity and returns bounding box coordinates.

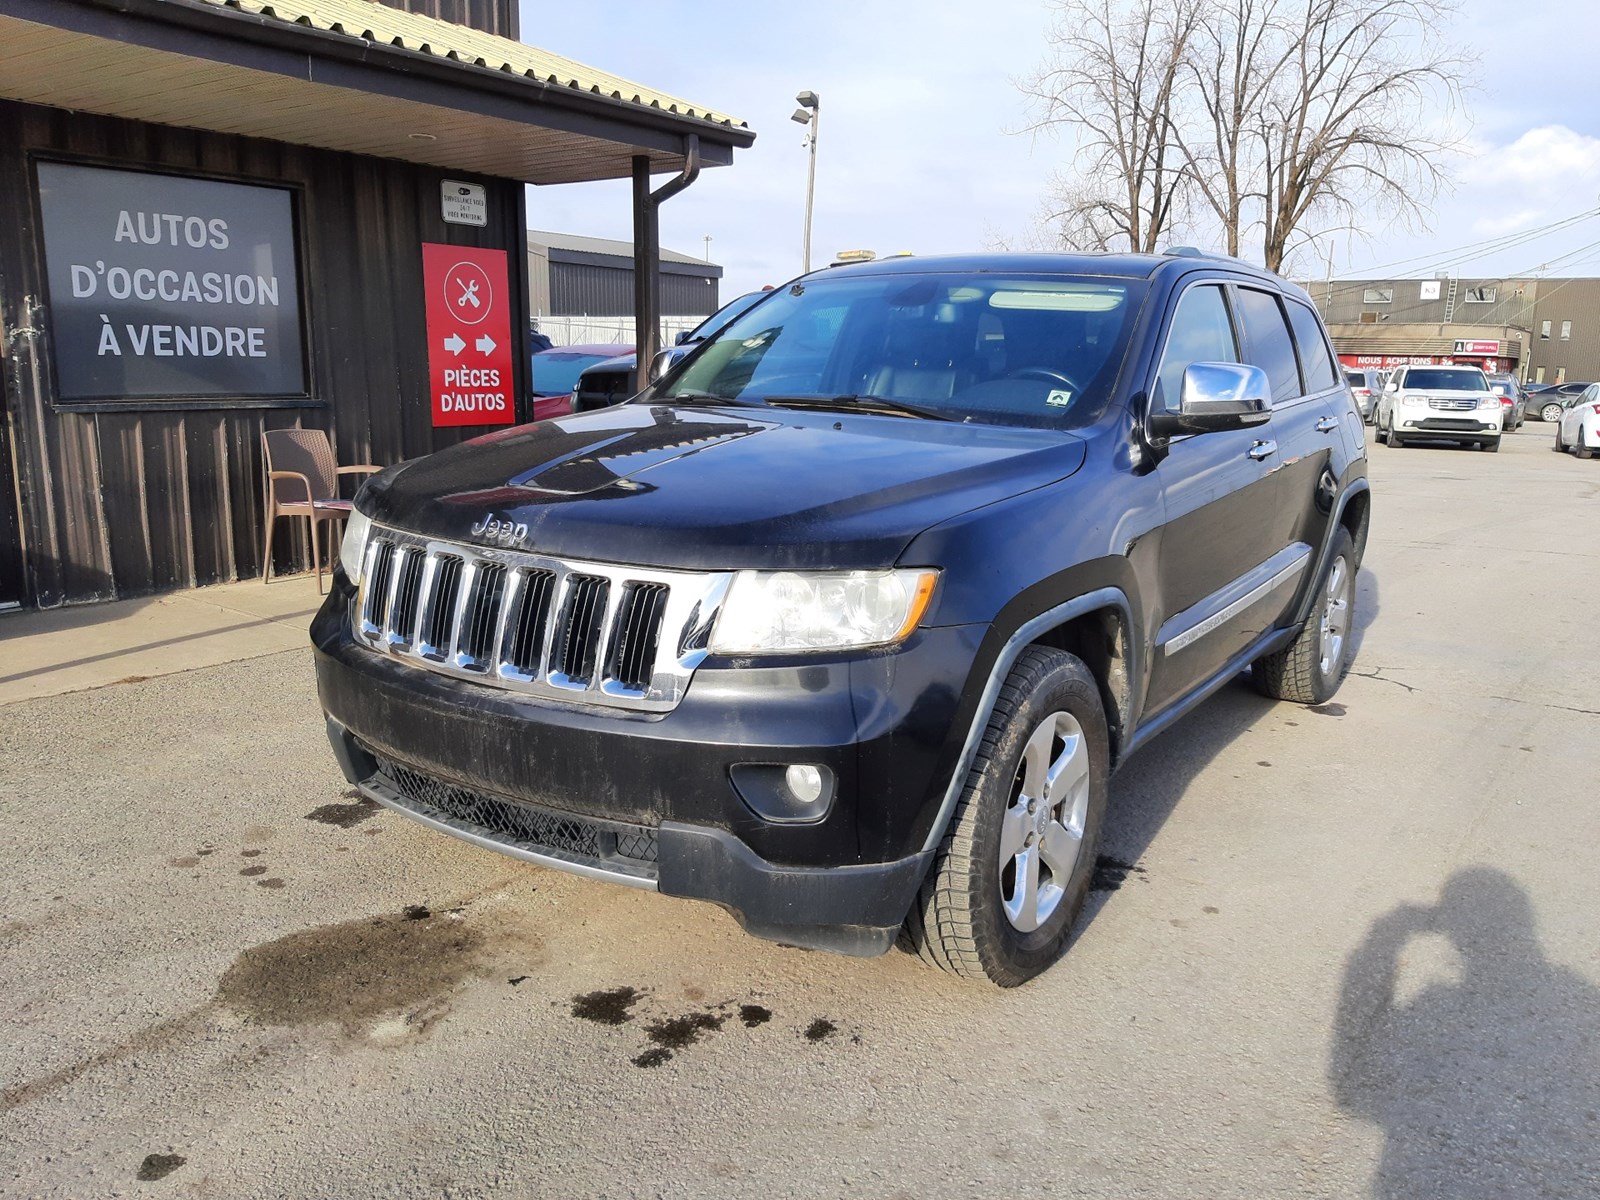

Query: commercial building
[0,0,752,611]
[527,229,721,344]
[1304,274,1600,384]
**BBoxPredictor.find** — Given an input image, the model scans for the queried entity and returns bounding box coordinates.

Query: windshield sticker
[1046,389,1073,407]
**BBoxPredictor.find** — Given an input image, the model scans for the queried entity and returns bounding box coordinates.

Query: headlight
[710,569,939,654]
[1478,395,1501,409]
[1401,393,1427,407]
[340,508,373,586]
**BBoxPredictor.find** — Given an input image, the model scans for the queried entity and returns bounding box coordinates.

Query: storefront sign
[441,180,487,227]
[1453,339,1500,355]
[36,163,306,400]
[421,243,515,427]
[1339,353,1513,373]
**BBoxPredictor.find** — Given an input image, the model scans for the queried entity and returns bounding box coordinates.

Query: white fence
[532,314,702,348]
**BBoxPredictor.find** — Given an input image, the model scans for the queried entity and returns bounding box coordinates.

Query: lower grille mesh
[375,758,658,876]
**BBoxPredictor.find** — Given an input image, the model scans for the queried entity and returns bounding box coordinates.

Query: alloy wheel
[1318,556,1352,681]
[998,711,1091,933]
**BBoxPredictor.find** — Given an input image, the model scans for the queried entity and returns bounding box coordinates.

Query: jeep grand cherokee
[313,251,1371,987]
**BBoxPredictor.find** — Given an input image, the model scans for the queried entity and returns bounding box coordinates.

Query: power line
[1345,205,1600,278]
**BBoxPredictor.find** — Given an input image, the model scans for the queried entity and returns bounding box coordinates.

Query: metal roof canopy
[0,0,754,395]
[0,0,753,184]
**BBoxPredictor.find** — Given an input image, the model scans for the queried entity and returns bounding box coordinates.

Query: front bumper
[313,575,982,954]
[1397,414,1501,437]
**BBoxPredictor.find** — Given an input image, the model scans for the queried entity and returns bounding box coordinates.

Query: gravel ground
[2,427,1598,1199]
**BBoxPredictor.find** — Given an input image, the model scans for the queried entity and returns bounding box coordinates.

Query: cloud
[1464,126,1600,188]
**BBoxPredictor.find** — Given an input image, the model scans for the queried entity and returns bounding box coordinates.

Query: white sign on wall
[441,180,487,227]
[1420,280,1441,301]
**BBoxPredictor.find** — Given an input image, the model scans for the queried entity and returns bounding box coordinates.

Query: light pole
[791,90,819,272]
[703,233,712,263]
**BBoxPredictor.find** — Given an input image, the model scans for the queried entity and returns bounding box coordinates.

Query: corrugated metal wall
[373,0,518,38]
[1528,279,1600,383]
[0,99,530,607]
[549,260,718,318]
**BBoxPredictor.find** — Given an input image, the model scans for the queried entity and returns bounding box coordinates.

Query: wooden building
[0,0,753,610]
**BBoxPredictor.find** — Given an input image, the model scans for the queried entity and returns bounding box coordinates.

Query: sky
[516,0,1600,299]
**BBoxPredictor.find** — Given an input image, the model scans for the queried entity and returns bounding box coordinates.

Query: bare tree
[1255,0,1468,272]
[1020,0,1469,271]
[1020,0,1202,254]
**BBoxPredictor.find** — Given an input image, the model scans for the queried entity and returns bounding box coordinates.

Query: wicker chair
[262,428,381,592]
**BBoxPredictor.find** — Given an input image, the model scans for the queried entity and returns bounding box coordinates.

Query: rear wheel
[1554,425,1567,452]
[1542,401,1564,423]
[1253,528,1356,705]
[904,646,1108,987]
[1576,430,1594,460]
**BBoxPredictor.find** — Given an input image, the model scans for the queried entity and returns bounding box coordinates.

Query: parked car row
[1527,381,1595,424]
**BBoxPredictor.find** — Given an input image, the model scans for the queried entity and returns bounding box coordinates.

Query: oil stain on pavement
[136,1153,186,1182]
[303,793,382,828]
[570,989,853,1068]
[217,904,543,1040]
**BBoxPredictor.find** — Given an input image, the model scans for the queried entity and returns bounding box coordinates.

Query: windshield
[531,352,617,395]
[1405,368,1487,391]
[658,272,1146,429]
[685,290,768,342]
[1487,378,1517,397]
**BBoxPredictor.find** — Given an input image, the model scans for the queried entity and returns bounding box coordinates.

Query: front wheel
[1385,422,1404,448]
[1541,402,1564,423]
[904,646,1109,987]
[1252,528,1356,705]
[1483,438,1501,453]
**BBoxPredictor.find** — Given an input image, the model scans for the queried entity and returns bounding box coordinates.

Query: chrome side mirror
[1150,362,1273,438]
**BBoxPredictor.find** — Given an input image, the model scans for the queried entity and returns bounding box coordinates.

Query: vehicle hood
[361,403,1088,570]
[581,353,637,377]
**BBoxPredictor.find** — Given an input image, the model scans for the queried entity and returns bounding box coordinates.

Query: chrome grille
[1428,396,1478,411]
[354,525,731,711]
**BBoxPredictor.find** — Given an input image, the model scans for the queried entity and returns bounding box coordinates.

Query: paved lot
[3,426,1598,1199]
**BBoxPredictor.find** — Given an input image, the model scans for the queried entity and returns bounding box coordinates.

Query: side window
[1235,288,1302,404]
[1285,301,1340,393]
[1155,284,1237,412]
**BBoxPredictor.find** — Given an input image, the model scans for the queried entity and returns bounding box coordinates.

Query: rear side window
[1286,301,1340,392]
[1155,284,1237,412]
[1235,288,1301,404]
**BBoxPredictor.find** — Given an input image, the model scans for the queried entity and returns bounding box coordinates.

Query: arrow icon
[475,334,497,355]
[443,333,465,355]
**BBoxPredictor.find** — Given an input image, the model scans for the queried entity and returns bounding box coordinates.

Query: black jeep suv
[313,252,1370,986]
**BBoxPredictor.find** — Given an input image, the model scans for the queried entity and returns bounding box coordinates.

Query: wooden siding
[374,0,519,39]
[0,98,531,607]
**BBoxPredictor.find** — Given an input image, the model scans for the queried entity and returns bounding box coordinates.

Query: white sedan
[1554,383,1600,458]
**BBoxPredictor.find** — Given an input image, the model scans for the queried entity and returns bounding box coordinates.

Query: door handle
[1315,416,1339,432]
[1247,440,1277,461]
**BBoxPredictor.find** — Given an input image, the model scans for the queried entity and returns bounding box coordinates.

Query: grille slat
[506,569,557,676]
[388,548,426,646]
[608,582,670,692]
[1428,396,1478,411]
[352,529,718,712]
[555,574,609,685]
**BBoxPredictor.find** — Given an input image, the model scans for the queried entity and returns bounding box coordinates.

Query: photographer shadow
[1330,868,1600,1198]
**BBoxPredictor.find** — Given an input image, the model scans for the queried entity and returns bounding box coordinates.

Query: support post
[631,137,701,394]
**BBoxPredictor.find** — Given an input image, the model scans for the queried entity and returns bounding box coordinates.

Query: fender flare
[918,586,1136,855]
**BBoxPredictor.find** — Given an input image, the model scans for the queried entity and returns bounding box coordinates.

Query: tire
[1483,438,1500,453]
[1554,425,1566,452]
[1384,422,1404,448]
[904,645,1109,987]
[1252,528,1356,705]
[1541,402,1563,423]
[1576,431,1594,460]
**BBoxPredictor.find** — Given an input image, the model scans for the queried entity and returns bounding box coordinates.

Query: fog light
[730,763,835,823]
[785,764,824,805]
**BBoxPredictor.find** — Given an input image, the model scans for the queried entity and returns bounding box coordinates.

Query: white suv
[1375,365,1504,452]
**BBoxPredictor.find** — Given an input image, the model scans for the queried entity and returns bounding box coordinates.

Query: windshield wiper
[659,390,739,406]
[760,394,954,421]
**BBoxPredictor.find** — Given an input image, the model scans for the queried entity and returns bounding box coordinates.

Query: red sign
[1454,339,1500,356]
[422,242,515,427]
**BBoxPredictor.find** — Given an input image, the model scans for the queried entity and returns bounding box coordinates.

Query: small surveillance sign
[440,180,487,227]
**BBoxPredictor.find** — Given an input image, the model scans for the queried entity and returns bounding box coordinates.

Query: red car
[529,344,635,420]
